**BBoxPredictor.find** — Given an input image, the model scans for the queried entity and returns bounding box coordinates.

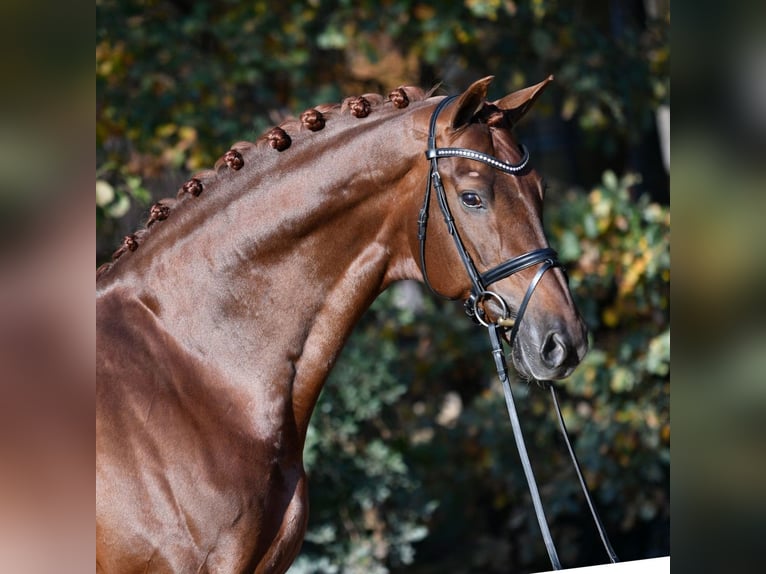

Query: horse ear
[492,75,554,126]
[449,76,495,130]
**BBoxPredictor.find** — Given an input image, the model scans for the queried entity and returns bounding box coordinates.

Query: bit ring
[472,290,511,328]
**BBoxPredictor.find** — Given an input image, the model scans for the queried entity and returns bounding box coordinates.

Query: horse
[96,75,588,573]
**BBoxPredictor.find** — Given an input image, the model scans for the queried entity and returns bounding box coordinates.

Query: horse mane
[96,85,438,282]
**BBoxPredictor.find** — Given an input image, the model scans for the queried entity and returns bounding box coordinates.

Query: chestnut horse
[96,76,587,573]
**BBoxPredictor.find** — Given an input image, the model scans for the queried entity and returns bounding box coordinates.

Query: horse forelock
[96,84,436,282]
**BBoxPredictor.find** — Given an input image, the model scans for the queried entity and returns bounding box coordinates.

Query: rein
[419,95,619,570]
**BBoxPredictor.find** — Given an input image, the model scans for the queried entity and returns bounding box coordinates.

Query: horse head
[414,76,588,381]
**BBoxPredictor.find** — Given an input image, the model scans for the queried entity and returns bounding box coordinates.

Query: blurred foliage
[96,1,669,572]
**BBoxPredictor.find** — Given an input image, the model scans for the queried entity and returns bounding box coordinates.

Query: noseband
[418,95,562,344]
[418,95,618,570]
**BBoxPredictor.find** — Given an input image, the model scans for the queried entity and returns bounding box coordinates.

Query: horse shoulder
[96,289,307,573]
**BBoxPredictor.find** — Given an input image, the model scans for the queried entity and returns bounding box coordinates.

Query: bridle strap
[549,384,620,564]
[506,257,558,343]
[419,96,486,300]
[480,247,557,288]
[488,323,562,568]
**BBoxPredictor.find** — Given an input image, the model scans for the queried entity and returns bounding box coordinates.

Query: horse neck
[104,105,430,441]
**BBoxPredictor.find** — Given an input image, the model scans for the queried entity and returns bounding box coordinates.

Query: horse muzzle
[509,316,589,381]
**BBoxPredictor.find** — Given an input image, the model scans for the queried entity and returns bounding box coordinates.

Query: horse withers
[96,76,587,573]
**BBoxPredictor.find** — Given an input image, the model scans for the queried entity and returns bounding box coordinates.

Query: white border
[536,556,670,574]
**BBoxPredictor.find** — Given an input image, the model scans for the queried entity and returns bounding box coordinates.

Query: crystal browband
[425,145,530,174]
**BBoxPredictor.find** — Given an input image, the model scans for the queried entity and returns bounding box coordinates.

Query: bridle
[418,95,561,343]
[418,95,619,570]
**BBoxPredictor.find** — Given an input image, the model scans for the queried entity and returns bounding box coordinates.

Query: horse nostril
[541,331,569,369]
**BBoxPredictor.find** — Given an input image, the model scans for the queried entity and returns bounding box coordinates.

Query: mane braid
[96,84,430,282]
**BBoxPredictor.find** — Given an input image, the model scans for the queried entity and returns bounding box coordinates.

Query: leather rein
[418,95,619,570]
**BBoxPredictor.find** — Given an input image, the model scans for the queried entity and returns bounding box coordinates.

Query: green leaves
[96,164,151,235]
[646,330,670,377]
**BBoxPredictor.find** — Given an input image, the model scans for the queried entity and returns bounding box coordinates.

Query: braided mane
[96,85,435,281]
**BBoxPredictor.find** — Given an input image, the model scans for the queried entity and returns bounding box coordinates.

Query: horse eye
[461,192,483,209]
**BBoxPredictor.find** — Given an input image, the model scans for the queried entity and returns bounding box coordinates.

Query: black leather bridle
[418,95,618,570]
[418,95,562,344]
